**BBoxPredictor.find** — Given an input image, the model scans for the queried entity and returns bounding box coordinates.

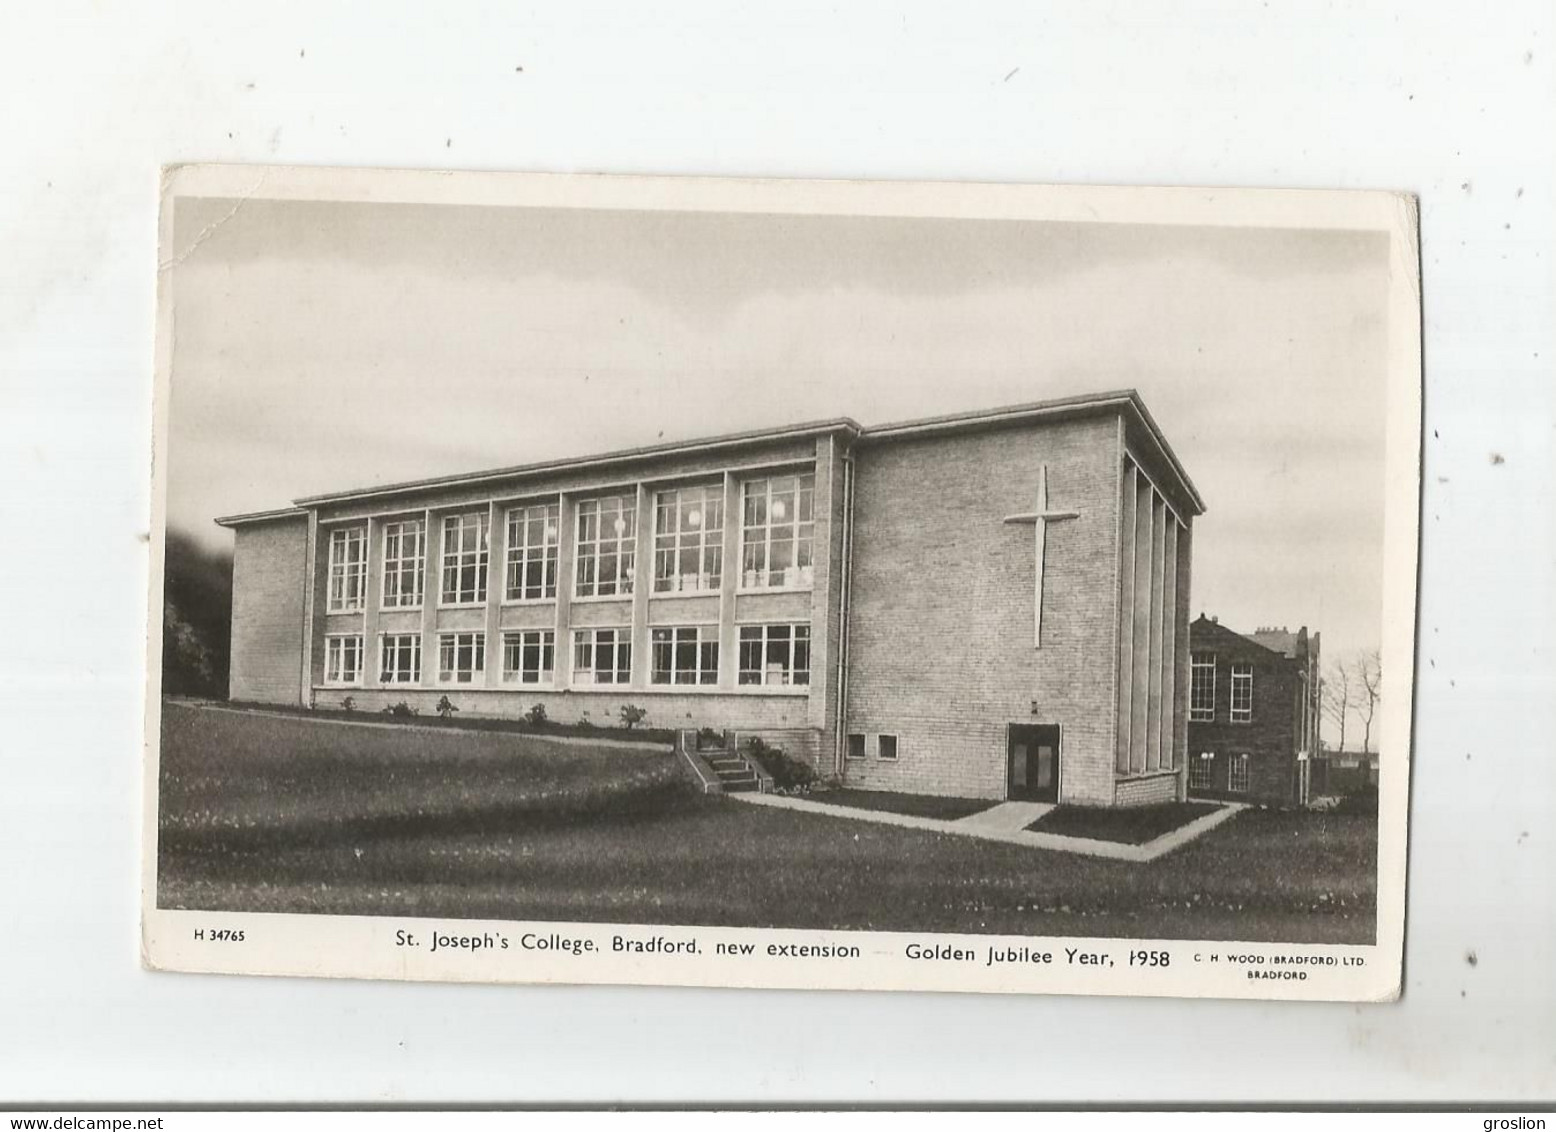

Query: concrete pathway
[729,792,1247,862]
[952,800,1054,833]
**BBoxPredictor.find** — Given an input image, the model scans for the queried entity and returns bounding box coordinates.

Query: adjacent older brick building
[1185,616,1322,807]
[217,389,1204,806]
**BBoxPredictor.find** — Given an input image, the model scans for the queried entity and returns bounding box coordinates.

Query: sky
[166,194,1391,739]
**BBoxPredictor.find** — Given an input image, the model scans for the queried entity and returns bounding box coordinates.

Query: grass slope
[157,702,1377,943]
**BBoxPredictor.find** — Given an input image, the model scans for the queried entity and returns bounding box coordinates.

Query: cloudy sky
[167,194,1390,716]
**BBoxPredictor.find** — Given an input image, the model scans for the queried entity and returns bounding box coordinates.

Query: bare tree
[1322,658,1353,753]
[1356,648,1382,753]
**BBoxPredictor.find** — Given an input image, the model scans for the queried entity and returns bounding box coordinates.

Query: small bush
[435,695,459,720]
[745,737,816,791]
[382,701,419,719]
[620,704,648,731]
[340,696,356,713]
[696,726,724,750]
[524,703,548,727]
[1336,785,1378,816]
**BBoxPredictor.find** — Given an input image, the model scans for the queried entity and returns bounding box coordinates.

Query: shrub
[696,726,724,750]
[524,703,549,727]
[382,701,418,719]
[619,704,648,731]
[744,737,815,791]
[435,695,459,720]
[1336,785,1378,816]
[340,696,356,713]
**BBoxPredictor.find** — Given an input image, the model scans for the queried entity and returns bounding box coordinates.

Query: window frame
[378,632,422,685]
[437,630,486,684]
[438,512,490,607]
[326,526,367,613]
[1190,652,1217,722]
[737,623,811,688]
[572,627,632,685]
[650,625,720,687]
[504,502,560,603]
[574,495,637,600]
[324,633,364,686]
[380,519,426,610]
[1230,663,1254,723]
[845,733,867,761]
[738,472,816,592]
[653,484,724,595]
[1228,752,1251,793]
[877,734,899,761]
[501,629,556,686]
[1189,750,1215,790]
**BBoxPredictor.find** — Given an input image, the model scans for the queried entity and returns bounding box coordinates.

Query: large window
[379,633,421,684]
[440,513,489,605]
[381,519,425,608]
[1189,751,1215,790]
[650,626,718,686]
[654,485,724,593]
[502,630,555,685]
[738,624,810,687]
[1190,653,1216,721]
[740,473,814,589]
[327,527,366,612]
[573,628,631,685]
[324,634,363,685]
[437,631,485,684]
[505,503,559,601]
[1228,753,1250,793]
[575,495,636,598]
[1230,663,1254,722]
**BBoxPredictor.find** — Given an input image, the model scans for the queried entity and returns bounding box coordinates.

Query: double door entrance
[1007,723,1060,803]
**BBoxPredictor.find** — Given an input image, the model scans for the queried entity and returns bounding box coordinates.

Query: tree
[1321,658,1353,753]
[1356,648,1382,753]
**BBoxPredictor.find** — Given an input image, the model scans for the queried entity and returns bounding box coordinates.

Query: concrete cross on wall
[1003,464,1081,648]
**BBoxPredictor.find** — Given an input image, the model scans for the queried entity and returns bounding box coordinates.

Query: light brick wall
[842,417,1123,802]
[1115,772,1179,807]
[229,517,309,704]
[311,685,812,735]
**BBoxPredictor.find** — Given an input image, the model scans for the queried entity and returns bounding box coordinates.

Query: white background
[2,0,1552,1106]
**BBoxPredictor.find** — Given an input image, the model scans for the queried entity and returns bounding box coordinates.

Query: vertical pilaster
[554,492,573,691]
[1146,498,1166,770]
[1129,477,1153,774]
[362,516,382,689]
[1160,519,1179,772]
[300,510,320,705]
[419,508,439,688]
[718,470,739,689]
[484,500,503,688]
[807,438,834,729]
[1115,465,1137,774]
[630,483,651,689]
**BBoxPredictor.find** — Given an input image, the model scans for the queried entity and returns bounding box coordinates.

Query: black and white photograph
[143,166,1419,1000]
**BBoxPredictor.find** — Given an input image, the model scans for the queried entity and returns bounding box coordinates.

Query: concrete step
[721,779,758,793]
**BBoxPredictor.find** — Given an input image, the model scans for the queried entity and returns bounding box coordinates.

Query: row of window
[1188,751,1251,792]
[1189,653,1254,723]
[324,623,812,689]
[325,474,817,613]
[845,733,899,761]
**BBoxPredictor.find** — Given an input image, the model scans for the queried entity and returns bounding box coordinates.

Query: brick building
[215,389,1204,806]
[1185,616,1322,807]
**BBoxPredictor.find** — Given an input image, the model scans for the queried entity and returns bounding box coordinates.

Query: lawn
[806,788,995,821]
[1027,801,1224,844]
[157,702,1378,943]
